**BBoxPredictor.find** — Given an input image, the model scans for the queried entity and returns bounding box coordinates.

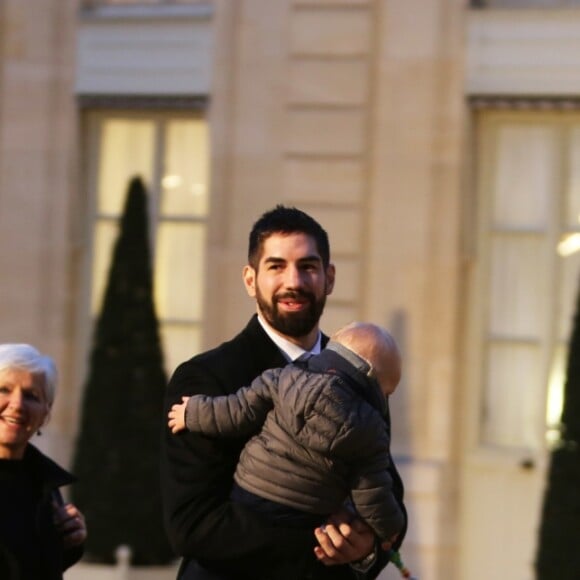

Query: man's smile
[276,293,311,312]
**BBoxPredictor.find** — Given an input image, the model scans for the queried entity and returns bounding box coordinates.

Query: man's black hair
[248,205,330,268]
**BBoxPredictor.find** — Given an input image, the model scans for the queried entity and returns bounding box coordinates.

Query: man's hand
[313,508,375,566]
[168,396,189,434]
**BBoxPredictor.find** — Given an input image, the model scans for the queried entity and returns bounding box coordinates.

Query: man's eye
[24,391,41,402]
[0,386,10,395]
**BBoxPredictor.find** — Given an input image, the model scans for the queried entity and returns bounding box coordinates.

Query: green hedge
[72,177,173,565]
[536,276,580,578]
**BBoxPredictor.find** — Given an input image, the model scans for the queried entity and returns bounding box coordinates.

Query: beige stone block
[290,7,371,56]
[77,18,212,95]
[286,109,366,155]
[383,0,441,59]
[403,491,439,547]
[467,10,580,96]
[293,0,370,5]
[398,460,443,496]
[331,257,360,303]
[320,303,358,335]
[288,59,369,106]
[307,205,363,256]
[4,0,77,63]
[282,158,365,205]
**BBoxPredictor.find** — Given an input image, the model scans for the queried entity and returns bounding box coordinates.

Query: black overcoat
[160,315,405,579]
[0,444,83,579]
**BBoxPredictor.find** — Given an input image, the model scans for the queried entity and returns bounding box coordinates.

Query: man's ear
[325,263,336,295]
[242,265,257,297]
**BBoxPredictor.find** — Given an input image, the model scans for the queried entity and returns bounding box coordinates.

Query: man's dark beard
[256,287,327,338]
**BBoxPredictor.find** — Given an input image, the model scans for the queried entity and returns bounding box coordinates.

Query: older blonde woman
[0,343,87,579]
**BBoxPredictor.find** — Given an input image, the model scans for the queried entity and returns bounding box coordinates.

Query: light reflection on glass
[557,233,580,257]
[162,175,183,189]
[546,347,565,447]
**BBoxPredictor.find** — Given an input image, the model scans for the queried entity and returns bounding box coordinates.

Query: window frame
[466,109,580,460]
[78,108,210,381]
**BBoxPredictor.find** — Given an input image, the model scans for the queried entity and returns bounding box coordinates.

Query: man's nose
[283,266,304,288]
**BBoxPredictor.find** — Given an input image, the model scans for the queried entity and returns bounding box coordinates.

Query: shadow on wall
[388,308,414,458]
[385,308,423,580]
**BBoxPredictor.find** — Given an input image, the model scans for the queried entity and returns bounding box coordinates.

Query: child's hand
[380,533,398,551]
[168,396,190,433]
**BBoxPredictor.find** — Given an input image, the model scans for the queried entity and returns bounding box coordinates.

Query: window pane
[98,119,155,215]
[160,324,203,377]
[161,119,209,217]
[477,1,580,7]
[489,235,547,338]
[154,222,206,320]
[557,251,580,341]
[546,345,566,446]
[88,112,209,390]
[91,220,120,314]
[565,126,580,229]
[482,343,543,449]
[492,125,556,229]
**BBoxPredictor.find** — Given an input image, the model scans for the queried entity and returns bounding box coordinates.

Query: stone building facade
[2,1,580,578]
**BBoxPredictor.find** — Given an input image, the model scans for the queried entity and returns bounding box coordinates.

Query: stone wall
[0,0,81,467]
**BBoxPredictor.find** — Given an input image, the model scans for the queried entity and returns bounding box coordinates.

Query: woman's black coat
[0,444,83,579]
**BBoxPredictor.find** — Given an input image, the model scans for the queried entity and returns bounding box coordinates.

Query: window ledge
[80,2,213,22]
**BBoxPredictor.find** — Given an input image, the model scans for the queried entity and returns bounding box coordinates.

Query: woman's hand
[53,501,87,549]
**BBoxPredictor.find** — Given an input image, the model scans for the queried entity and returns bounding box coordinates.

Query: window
[83,0,200,6]
[86,112,209,375]
[476,112,580,451]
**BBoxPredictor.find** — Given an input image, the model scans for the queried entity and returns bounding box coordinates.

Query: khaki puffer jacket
[185,342,404,541]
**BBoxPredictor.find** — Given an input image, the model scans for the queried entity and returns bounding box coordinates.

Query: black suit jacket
[160,315,404,579]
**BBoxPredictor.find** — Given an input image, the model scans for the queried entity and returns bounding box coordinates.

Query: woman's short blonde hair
[0,344,57,407]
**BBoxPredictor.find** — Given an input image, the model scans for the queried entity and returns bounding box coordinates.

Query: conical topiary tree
[536,276,580,578]
[72,176,173,565]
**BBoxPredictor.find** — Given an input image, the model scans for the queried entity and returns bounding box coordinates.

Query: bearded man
[160,205,406,580]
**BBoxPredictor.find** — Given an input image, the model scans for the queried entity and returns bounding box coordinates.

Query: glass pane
[160,324,203,377]
[154,222,206,320]
[546,344,566,446]
[482,343,543,449]
[91,220,120,314]
[489,235,548,337]
[98,119,155,215]
[478,1,580,7]
[557,250,580,340]
[565,126,580,229]
[161,119,209,217]
[492,125,556,229]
